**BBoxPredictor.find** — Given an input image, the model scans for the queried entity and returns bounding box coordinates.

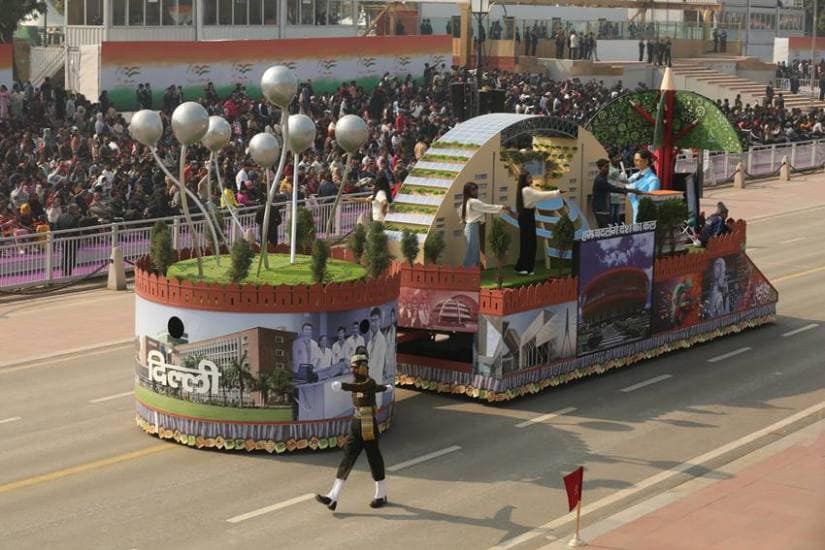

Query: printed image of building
[431,294,478,330]
[581,267,649,323]
[172,327,294,380]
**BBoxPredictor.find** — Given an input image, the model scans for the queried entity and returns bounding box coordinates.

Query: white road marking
[0,417,22,425]
[707,347,751,363]
[490,400,825,550]
[515,407,578,428]
[0,339,134,373]
[387,445,462,472]
[226,446,463,523]
[89,391,133,404]
[778,237,807,245]
[619,374,672,393]
[226,493,315,523]
[782,323,820,338]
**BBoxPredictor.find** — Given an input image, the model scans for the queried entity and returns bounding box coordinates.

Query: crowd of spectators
[3,61,825,240]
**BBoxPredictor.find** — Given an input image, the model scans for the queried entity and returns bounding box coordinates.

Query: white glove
[384,384,394,391]
[331,381,342,392]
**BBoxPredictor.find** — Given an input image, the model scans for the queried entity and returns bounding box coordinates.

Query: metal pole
[745,0,751,56]
[811,0,818,106]
[476,13,482,72]
[289,154,299,264]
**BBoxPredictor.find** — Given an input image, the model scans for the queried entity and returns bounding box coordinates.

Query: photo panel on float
[134,299,398,423]
[575,227,656,356]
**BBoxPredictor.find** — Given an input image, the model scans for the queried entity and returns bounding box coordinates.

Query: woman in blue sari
[625,149,660,222]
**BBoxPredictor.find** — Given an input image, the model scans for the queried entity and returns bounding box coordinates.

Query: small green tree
[228,238,255,283]
[268,368,294,404]
[548,212,576,274]
[0,1,46,43]
[364,221,392,278]
[488,217,512,289]
[658,199,689,255]
[423,230,446,265]
[251,371,272,406]
[149,221,176,276]
[311,239,330,284]
[400,229,420,266]
[224,351,253,406]
[636,197,658,223]
[295,206,316,255]
[348,223,367,264]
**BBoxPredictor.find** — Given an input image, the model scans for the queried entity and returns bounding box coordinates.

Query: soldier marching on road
[316,346,393,511]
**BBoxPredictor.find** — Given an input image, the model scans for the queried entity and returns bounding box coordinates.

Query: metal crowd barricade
[0,194,370,291]
[699,138,825,186]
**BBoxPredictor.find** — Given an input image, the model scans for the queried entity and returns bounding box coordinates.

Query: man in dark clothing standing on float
[316,346,392,510]
[591,158,647,228]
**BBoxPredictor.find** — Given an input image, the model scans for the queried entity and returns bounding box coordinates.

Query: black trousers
[336,418,385,481]
[514,209,537,273]
[62,241,78,277]
[595,212,612,229]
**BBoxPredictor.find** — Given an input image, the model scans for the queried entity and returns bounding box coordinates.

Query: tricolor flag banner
[563,466,584,512]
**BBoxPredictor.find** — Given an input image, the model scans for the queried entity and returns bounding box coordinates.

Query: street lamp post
[471,0,490,72]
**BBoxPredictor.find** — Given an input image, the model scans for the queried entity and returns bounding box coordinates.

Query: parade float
[390,71,777,402]
[130,67,400,453]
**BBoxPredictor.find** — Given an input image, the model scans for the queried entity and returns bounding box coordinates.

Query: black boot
[315,494,337,510]
[369,497,388,508]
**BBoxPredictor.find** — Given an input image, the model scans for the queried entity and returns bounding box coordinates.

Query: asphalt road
[1,207,824,550]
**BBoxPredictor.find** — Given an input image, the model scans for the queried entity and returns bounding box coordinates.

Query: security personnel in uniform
[316,346,392,510]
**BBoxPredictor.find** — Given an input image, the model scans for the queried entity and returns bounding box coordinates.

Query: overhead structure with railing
[425,0,722,68]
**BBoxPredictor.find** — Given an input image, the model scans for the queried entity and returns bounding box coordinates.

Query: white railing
[30,46,66,87]
[0,194,370,291]
[65,26,105,47]
[702,138,825,186]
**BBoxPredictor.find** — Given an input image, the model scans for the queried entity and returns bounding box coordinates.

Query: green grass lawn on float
[480,259,571,289]
[166,253,367,285]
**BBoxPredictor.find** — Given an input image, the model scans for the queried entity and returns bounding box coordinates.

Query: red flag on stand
[563,466,584,512]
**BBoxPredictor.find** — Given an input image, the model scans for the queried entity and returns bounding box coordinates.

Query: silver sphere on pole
[261,65,298,108]
[171,102,210,145]
[287,114,316,153]
[334,115,369,154]
[248,132,281,168]
[201,116,232,153]
[129,109,164,147]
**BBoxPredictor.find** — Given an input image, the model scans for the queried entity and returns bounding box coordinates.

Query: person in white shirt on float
[514,172,564,275]
[460,181,513,268]
[345,178,391,223]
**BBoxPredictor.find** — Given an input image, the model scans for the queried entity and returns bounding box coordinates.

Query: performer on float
[461,181,512,268]
[345,176,392,223]
[513,172,564,275]
[625,149,660,222]
[316,346,392,511]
